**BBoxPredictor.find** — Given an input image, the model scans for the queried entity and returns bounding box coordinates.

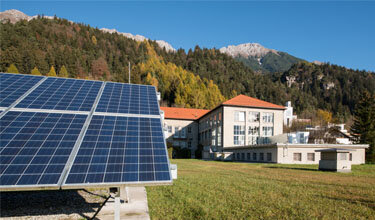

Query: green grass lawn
[146,160,375,220]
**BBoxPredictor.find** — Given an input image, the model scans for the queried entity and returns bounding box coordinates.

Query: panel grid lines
[95,83,159,115]
[16,78,102,111]
[0,111,87,186]
[64,115,170,185]
[0,74,43,108]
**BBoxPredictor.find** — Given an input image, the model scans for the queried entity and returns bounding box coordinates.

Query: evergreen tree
[350,91,375,163]
[31,66,42,75]
[7,64,19,73]
[59,65,69,77]
[47,66,57,77]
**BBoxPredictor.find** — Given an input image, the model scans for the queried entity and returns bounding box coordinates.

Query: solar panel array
[16,78,102,111]
[96,82,160,115]
[0,74,43,107]
[0,73,171,191]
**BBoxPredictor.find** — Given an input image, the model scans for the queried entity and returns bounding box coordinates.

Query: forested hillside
[1,17,374,122]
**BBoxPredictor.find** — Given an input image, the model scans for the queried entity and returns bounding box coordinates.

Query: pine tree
[31,67,42,75]
[350,91,375,162]
[7,64,19,73]
[59,65,69,77]
[47,66,57,77]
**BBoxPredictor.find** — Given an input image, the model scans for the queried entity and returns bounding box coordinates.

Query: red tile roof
[222,94,285,110]
[161,95,284,121]
[161,107,210,120]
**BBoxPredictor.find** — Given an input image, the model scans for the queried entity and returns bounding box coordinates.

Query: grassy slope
[146,160,375,220]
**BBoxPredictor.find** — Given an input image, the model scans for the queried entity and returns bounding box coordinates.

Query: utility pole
[128,62,131,84]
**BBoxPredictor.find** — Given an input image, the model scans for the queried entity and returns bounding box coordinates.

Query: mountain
[1,9,374,122]
[0,9,176,52]
[220,43,303,73]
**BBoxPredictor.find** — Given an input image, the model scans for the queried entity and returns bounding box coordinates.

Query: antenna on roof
[128,62,131,84]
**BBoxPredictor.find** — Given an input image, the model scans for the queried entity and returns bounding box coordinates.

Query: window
[253,153,257,161]
[237,153,240,160]
[234,125,245,145]
[235,111,245,122]
[267,153,272,161]
[262,127,274,136]
[180,142,186,148]
[188,126,192,133]
[248,136,257,145]
[248,126,260,135]
[233,153,236,160]
[260,153,264,161]
[262,113,274,123]
[349,153,352,161]
[174,126,180,138]
[217,126,222,146]
[293,153,302,161]
[188,141,192,149]
[247,153,251,160]
[241,153,245,160]
[248,126,260,145]
[211,128,216,146]
[167,126,172,133]
[173,141,179,146]
[180,128,186,138]
[248,112,260,122]
[307,153,315,161]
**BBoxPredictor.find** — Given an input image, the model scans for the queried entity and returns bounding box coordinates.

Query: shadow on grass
[0,189,109,219]
[265,166,318,172]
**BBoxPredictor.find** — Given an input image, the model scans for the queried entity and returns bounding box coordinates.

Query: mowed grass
[146,160,375,220]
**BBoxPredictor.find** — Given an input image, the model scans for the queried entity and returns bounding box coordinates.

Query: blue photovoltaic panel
[64,115,170,185]
[0,111,87,186]
[16,78,102,111]
[95,83,160,115]
[0,73,43,107]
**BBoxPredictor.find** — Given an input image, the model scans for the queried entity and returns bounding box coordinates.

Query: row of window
[293,152,353,162]
[235,111,274,123]
[199,126,222,147]
[173,141,192,149]
[167,126,192,138]
[233,152,272,162]
[200,112,222,130]
[233,125,274,146]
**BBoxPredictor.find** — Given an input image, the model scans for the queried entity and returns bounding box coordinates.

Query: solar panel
[0,73,171,190]
[0,73,43,107]
[16,78,103,111]
[64,115,170,185]
[0,111,87,187]
[95,83,160,115]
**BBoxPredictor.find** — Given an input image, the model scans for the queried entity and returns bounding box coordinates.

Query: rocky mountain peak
[0,9,176,53]
[219,43,278,58]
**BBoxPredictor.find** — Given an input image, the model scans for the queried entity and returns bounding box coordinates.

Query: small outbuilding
[315,148,355,172]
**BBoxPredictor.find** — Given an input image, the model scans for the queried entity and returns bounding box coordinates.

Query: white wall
[163,119,198,157]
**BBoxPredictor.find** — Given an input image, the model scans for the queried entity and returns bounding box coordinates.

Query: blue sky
[2,1,375,71]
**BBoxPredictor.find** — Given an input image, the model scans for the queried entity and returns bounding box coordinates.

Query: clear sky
[2,1,375,71]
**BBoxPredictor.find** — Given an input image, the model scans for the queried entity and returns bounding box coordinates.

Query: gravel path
[0,189,109,220]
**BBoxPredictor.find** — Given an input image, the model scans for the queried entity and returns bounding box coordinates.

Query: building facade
[161,95,285,158]
[227,144,367,165]
[161,107,208,157]
[160,94,368,164]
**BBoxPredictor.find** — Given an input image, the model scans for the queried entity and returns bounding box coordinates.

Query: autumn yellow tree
[316,109,332,126]
[31,67,42,75]
[7,64,19,73]
[47,66,57,77]
[59,65,69,78]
